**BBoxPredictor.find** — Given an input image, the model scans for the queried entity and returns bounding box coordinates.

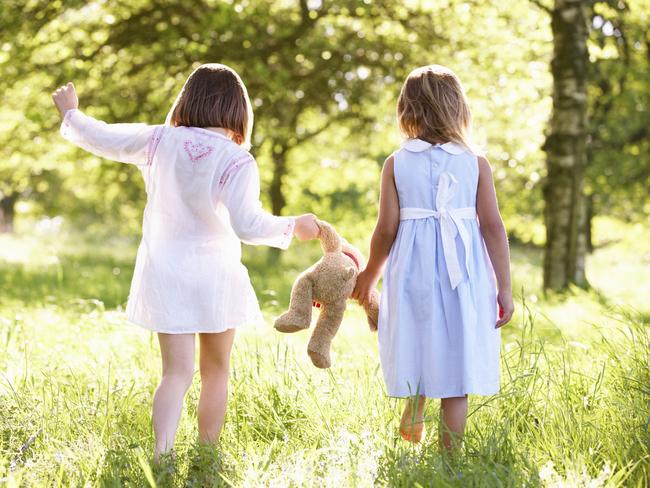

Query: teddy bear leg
[307,301,346,369]
[364,289,380,331]
[274,274,314,333]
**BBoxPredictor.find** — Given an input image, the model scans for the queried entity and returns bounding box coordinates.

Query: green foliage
[587,0,650,219]
[0,0,648,240]
[0,0,551,240]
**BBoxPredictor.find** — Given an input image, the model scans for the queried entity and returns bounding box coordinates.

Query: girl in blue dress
[353,65,514,449]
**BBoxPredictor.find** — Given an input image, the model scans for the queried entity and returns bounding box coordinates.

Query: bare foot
[153,449,176,466]
[399,396,426,443]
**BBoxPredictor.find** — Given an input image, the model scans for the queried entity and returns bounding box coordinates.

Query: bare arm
[476,156,514,327]
[352,155,400,307]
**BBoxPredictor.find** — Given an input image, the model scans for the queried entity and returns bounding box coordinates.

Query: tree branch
[529,0,552,15]
[295,111,367,145]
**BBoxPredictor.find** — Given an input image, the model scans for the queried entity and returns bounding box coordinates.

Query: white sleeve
[60,109,163,166]
[218,154,295,249]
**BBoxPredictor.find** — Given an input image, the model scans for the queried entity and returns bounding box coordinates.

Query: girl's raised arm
[53,82,161,166]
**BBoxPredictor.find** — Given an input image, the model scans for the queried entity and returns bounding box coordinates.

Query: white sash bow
[399,172,476,289]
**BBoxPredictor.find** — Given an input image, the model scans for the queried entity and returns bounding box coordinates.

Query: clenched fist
[52,82,79,117]
[294,214,319,241]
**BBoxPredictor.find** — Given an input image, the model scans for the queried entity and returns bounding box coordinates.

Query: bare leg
[152,333,196,462]
[440,395,468,451]
[197,329,236,443]
[400,395,426,443]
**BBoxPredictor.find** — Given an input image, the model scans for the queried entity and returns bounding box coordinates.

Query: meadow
[0,217,648,487]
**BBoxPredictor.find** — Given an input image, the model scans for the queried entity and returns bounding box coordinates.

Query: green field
[0,218,648,487]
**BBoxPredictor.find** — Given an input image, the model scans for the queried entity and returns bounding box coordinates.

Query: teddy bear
[274,219,379,369]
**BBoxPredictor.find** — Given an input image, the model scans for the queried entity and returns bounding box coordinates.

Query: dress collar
[188,126,232,141]
[401,138,466,155]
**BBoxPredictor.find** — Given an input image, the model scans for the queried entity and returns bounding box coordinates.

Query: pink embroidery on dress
[280,219,295,247]
[184,140,214,162]
[146,126,164,166]
[283,220,294,237]
[219,155,253,186]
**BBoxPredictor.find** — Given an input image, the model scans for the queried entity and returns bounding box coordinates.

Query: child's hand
[294,214,319,241]
[352,268,379,309]
[496,289,514,328]
[52,82,79,117]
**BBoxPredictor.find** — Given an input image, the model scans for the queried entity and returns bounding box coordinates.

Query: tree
[533,0,650,289]
[6,0,646,274]
[534,0,590,290]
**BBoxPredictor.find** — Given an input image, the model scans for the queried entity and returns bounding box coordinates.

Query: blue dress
[378,139,500,398]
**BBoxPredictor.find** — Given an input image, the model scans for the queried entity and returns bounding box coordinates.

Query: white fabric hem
[60,108,79,139]
[277,217,296,249]
[127,315,263,334]
[385,385,500,399]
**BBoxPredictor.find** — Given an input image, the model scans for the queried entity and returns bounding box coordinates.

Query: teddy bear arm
[307,300,346,369]
[316,220,342,253]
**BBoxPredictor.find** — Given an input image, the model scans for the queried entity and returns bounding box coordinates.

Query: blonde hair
[166,63,253,150]
[397,65,473,150]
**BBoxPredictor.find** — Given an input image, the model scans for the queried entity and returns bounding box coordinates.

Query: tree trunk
[0,193,17,233]
[543,0,590,290]
[267,146,289,263]
[270,148,288,216]
[585,193,594,253]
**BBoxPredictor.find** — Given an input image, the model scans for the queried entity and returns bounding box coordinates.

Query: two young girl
[52,62,512,459]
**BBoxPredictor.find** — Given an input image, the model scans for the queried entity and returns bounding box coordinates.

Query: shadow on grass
[96,443,237,488]
[183,443,237,488]
[0,253,134,309]
[376,446,540,488]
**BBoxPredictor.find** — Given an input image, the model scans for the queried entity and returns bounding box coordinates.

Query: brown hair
[397,65,473,149]
[166,63,253,149]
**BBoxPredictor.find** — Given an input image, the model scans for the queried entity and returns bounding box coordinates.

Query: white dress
[61,109,295,333]
[378,139,500,398]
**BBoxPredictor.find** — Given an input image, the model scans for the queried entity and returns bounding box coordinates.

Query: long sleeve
[218,154,295,249]
[60,109,163,166]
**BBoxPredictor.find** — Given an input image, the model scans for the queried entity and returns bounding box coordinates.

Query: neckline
[401,138,466,154]
[187,126,232,141]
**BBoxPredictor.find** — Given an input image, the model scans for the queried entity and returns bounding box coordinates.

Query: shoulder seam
[219,151,255,187]
[145,126,165,166]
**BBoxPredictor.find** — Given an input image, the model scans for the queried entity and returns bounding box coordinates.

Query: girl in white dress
[51,64,319,461]
[353,65,514,449]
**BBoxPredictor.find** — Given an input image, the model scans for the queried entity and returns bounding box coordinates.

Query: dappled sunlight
[1,0,649,485]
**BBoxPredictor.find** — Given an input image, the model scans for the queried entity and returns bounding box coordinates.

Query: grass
[0,217,649,487]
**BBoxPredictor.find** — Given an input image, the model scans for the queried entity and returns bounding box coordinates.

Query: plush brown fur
[274,220,379,369]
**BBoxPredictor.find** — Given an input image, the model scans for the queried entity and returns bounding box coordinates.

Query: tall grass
[0,226,648,487]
